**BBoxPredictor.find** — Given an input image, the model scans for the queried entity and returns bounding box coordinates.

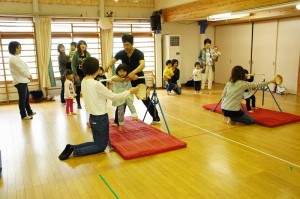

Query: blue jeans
[73,114,109,156]
[172,84,182,95]
[14,83,33,119]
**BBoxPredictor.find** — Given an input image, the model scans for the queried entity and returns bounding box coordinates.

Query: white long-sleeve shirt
[221,80,269,111]
[9,55,31,85]
[81,78,130,116]
[64,79,76,99]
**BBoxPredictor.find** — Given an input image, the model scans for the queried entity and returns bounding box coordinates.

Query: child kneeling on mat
[58,57,138,160]
[221,65,276,125]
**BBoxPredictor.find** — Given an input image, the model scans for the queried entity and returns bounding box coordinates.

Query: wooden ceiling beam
[162,0,298,22]
[207,6,300,25]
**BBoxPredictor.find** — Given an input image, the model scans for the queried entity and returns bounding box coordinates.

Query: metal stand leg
[251,80,282,112]
[212,98,222,112]
[266,85,282,112]
[143,84,171,134]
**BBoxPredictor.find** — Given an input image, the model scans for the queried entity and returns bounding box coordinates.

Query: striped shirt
[221,80,269,111]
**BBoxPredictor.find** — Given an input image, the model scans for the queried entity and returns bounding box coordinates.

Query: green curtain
[48,57,56,87]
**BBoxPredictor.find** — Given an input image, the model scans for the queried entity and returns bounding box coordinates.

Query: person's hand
[127,72,136,80]
[75,75,80,83]
[129,87,139,94]
[105,66,110,72]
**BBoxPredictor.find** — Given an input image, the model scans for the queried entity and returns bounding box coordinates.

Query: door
[276,17,300,94]
[215,25,234,84]
[231,23,252,71]
[252,20,277,84]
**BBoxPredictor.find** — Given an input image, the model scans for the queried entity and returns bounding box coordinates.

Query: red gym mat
[109,118,187,160]
[203,103,300,127]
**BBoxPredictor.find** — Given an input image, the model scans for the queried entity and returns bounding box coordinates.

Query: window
[113,20,155,72]
[0,17,38,103]
[51,19,101,78]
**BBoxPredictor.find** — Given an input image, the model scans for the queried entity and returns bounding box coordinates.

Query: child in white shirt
[64,70,77,116]
[190,62,202,93]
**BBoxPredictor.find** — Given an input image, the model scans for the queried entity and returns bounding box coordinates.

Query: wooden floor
[1,84,300,199]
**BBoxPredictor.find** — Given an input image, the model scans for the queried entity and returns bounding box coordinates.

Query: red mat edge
[109,119,187,160]
[202,103,300,128]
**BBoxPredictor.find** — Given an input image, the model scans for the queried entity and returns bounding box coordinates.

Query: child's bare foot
[132,116,138,121]
[119,125,124,132]
[223,117,232,124]
[112,123,118,127]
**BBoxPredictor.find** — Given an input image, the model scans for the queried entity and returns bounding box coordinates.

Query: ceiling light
[296,4,300,10]
[207,12,250,21]
[207,13,231,21]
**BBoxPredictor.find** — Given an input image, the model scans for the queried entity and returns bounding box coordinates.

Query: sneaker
[132,116,138,121]
[112,123,118,127]
[28,112,36,116]
[71,112,77,115]
[58,144,74,160]
[22,116,33,120]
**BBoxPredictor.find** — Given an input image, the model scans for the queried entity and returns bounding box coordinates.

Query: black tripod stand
[143,81,171,134]
[252,78,282,112]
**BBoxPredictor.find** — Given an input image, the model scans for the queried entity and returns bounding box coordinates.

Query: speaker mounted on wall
[150,10,162,34]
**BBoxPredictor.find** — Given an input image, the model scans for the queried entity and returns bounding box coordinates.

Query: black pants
[194,81,201,91]
[15,83,33,119]
[245,95,256,111]
[75,74,84,107]
[60,77,66,103]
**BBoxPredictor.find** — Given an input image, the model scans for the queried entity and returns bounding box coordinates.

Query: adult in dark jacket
[171,59,181,95]
[58,44,69,104]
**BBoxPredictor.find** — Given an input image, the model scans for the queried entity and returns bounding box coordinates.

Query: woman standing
[57,44,69,104]
[71,40,91,109]
[198,38,218,94]
[8,41,36,120]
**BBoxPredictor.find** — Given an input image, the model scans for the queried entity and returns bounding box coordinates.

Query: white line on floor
[166,114,300,169]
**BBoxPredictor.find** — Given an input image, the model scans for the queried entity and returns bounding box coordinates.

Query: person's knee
[246,118,255,124]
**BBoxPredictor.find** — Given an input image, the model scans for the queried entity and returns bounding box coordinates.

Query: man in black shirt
[106,34,160,125]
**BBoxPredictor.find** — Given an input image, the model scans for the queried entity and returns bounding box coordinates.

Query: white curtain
[100,17,114,79]
[35,17,52,88]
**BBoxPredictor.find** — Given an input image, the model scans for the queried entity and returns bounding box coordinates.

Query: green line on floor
[99,174,120,199]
